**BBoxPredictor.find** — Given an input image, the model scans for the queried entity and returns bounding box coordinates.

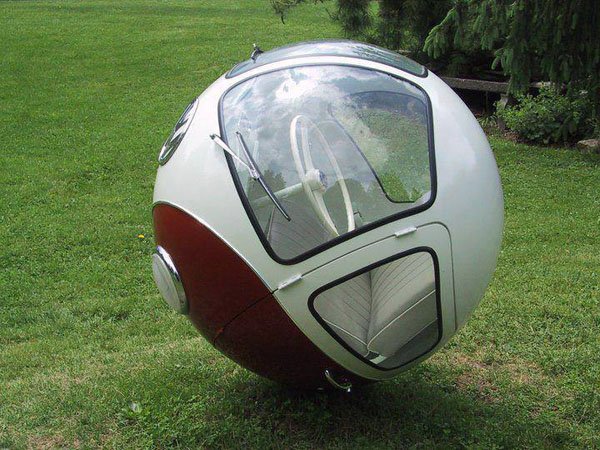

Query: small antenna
[250,43,264,62]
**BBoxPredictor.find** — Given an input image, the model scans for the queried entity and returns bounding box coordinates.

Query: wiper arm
[210,134,253,172]
[235,132,291,221]
[234,132,261,180]
[210,132,291,221]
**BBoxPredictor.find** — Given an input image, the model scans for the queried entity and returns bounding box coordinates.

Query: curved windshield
[221,65,433,261]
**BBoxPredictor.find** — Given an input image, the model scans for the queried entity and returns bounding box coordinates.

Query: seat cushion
[367,290,436,357]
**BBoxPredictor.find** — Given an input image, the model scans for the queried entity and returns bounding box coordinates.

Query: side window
[311,251,440,369]
[221,65,433,261]
[333,91,430,202]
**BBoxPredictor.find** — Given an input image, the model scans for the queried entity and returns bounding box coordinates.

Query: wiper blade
[235,132,291,221]
[210,132,291,221]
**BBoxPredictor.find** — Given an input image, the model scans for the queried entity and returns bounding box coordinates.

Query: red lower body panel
[153,203,369,389]
[153,204,270,342]
[214,294,369,389]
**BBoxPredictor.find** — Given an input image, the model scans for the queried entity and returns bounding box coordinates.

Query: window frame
[307,246,442,371]
[218,63,437,265]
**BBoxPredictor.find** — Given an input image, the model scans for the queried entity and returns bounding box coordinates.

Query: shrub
[496,88,595,145]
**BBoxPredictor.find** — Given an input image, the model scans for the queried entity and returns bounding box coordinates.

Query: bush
[496,88,595,145]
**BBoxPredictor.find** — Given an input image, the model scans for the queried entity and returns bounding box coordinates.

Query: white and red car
[152,40,503,390]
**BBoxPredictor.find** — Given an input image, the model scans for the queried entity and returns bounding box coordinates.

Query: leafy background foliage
[496,88,595,144]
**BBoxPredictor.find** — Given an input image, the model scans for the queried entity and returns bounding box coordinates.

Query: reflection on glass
[221,65,432,260]
[228,40,426,78]
[312,251,439,369]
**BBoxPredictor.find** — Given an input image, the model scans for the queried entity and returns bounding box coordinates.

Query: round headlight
[152,246,188,314]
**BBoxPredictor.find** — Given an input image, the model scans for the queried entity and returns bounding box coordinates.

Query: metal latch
[277,274,302,290]
[394,226,417,238]
[325,369,352,393]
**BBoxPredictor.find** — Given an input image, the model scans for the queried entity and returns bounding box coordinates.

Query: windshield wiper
[235,132,291,221]
[210,134,252,171]
[210,132,291,221]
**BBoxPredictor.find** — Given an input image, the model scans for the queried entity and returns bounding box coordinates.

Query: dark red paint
[153,203,369,388]
[215,294,370,389]
[153,204,271,342]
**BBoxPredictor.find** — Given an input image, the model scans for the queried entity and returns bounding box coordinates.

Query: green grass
[0,1,599,448]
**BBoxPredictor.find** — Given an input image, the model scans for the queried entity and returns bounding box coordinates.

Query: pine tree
[424,0,600,95]
[271,0,600,99]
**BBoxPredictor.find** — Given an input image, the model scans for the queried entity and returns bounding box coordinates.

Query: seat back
[265,199,330,260]
[367,253,436,357]
[312,273,371,356]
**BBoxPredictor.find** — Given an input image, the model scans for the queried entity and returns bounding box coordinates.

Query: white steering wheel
[290,115,355,237]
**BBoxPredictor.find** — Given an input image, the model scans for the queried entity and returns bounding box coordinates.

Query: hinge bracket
[277,274,302,290]
[394,226,417,238]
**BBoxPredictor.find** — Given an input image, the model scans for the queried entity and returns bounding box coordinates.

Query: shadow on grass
[108,339,581,448]
[192,364,571,448]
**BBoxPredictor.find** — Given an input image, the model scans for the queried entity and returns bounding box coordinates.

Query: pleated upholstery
[266,199,330,260]
[368,291,436,357]
[367,253,436,356]
[312,272,371,356]
[267,201,436,360]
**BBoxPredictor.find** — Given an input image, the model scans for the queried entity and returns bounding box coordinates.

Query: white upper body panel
[153,54,503,336]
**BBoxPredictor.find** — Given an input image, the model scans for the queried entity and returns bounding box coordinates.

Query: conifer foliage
[424,0,599,94]
[271,0,600,97]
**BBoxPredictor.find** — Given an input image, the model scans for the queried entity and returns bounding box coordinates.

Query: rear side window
[221,65,433,261]
[310,250,440,369]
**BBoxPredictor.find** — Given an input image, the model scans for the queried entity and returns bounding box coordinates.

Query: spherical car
[152,40,504,390]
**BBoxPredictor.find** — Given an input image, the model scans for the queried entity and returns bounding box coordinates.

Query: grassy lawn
[1,1,598,448]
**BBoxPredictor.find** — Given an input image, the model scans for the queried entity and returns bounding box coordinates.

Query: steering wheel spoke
[290,115,355,237]
[313,190,339,236]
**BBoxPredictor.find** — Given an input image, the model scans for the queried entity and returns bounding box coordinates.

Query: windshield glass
[221,65,433,261]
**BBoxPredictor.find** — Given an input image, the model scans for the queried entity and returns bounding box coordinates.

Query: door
[273,223,454,381]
